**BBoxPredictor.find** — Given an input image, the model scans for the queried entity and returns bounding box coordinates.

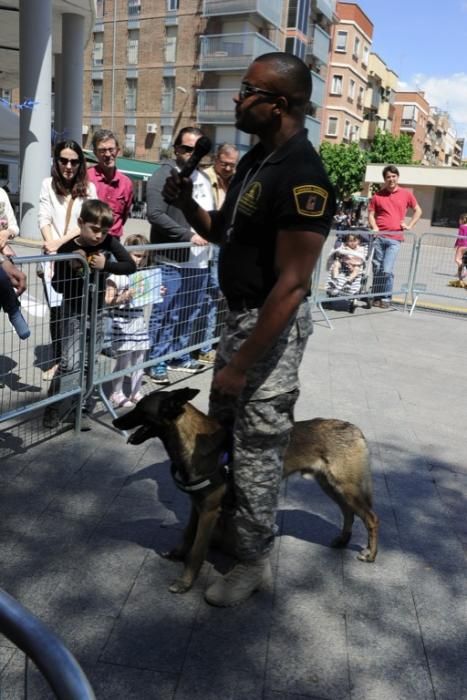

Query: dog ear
[161,387,199,419]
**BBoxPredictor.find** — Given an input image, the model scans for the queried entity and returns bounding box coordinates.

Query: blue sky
[347,0,467,146]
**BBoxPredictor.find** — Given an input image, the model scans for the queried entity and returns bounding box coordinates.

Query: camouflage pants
[209,301,313,560]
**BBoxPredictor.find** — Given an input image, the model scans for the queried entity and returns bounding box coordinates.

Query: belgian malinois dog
[114,388,379,594]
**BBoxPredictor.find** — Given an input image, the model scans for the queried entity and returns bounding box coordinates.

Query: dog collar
[170,452,230,495]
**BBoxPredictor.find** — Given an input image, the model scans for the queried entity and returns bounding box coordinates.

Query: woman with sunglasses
[38,140,97,380]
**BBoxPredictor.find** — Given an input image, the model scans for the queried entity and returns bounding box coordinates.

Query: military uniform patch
[293,185,328,217]
[238,181,262,216]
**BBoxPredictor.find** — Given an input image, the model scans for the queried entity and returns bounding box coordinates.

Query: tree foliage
[319,141,367,202]
[367,130,413,165]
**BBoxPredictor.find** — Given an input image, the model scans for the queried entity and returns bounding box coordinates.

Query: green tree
[367,130,413,165]
[319,141,367,203]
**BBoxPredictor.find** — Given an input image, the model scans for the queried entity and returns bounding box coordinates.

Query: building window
[124,125,136,155]
[128,29,139,64]
[348,79,356,100]
[336,31,347,52]
[161,77,175,112]
[0,88,11,107]
[352,125,360,142]
[344,120,351,139]
[331,75,343,95]
[353,36,360,59]
[91,80,103,112]
[92,32,104,66]
[125,78,138,111]
[128,0,141,16]
[164,26,177,63]
[327,116,338,136]
[160,125,173,151]
[96,0,105,19]
[167,0,179,10]
[362,45,369,66]
[287,0,307,33]
[357,86,364,106]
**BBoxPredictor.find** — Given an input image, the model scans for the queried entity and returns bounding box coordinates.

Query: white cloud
[398,72,467,143]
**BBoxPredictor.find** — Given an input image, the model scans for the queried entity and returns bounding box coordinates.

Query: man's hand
[162,169,194,208]
[191,233,208,246]
[2,258,27,295]
[212,362,247,397]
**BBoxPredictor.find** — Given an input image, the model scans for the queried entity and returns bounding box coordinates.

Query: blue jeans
[148,263,209,366]
[200,249,220,354]
[371,236,401,300]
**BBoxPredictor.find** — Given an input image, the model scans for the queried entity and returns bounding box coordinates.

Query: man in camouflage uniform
[163,52,335,606]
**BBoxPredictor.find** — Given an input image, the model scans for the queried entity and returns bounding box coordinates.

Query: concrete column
[19,0,52,239]
[61,13,85,144]
[54,53,63,138]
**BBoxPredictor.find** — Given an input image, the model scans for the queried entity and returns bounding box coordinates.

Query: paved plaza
[0,304,466,698]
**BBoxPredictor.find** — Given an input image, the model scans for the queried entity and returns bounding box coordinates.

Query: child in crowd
[327,233,367,296]
[454,212,467,280]
[42,199,136,430]
[105,233,159,408]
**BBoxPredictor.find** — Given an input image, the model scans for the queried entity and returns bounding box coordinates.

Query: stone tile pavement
[0,304,466,699]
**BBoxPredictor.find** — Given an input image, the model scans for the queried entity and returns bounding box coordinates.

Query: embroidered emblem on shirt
[237,182,262,216]
[293,185,328,217]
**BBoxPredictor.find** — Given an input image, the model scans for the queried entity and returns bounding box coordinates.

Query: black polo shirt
[218,129,336,308]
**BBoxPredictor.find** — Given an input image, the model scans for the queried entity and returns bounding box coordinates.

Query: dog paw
[161,548,185,561]
[357,547,375,562]
[169,578,192,594]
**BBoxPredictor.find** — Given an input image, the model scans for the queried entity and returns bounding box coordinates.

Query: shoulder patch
[293,185,328,217]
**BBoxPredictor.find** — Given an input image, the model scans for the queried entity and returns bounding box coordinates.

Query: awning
[84,150,160,181]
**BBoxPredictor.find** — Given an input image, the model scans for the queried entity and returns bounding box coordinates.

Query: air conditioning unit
[82,124,89,135]
[146,123,157,134]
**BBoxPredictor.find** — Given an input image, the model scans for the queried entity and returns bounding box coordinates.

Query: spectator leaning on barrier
[145,126,214,383]
[0,252,30,340]
[42,200,136,431]
[162,52,335,606]
[368,165,422,308]
[87,129,133,239]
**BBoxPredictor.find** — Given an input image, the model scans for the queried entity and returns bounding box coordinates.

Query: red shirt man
[368,166,421,240]
[87,129,133,238]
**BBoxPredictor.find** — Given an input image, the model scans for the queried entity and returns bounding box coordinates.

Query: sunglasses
[238,82,279,101]
[58,157,80,167]
[175,144,195,154]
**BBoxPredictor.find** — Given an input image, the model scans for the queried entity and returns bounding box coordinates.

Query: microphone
[178,136,212,178]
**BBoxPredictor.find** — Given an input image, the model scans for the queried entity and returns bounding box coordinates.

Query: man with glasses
[146,126,214,381]
[162,53,335,606]
[88,129,133,238]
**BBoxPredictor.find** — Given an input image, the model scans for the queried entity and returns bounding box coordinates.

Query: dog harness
[170,451,230,495]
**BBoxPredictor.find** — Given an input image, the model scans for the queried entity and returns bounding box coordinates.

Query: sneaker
[109,392,133,408]
[168,360,203,374]
[197,350,216,364]
[130,391,144,404]
[204,556,272,607]
[147,365,170,385]
[43,405,60,429]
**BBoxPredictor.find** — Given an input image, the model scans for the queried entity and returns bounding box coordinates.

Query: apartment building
[83,0,335,161]
[360,52,397,149]
[391,91,430,162]
[321,1,372,146]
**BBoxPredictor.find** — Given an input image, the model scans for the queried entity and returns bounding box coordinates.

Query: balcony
[197,88,237,124]
[305,115,321,146]
[202,0,282,29]
[199,32,278,71]
[310,70,325,108]
[400,118,417,133]
[315,0,335,22]
[307,23,330,65]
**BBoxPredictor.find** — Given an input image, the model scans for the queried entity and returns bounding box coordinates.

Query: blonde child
[106,233,155,407]
[454,213,467,280]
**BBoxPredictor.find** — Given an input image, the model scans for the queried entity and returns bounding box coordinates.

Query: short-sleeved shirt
[217,129,335,307]
[368,186,418,241]
[87,166,133,237]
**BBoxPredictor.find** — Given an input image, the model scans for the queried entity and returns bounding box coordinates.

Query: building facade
[391,91,430,163]
[83,0,336,160]
[360,52,397,149]
[321,1,372,146]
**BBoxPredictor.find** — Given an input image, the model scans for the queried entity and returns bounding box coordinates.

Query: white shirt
[0,187,19,238]
[186,169,215,269]
[38,177,97,240]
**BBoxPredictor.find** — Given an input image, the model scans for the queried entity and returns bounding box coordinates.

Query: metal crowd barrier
[1,235,466,444]
[0,587,95,698]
